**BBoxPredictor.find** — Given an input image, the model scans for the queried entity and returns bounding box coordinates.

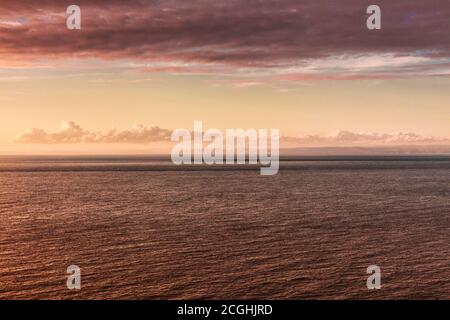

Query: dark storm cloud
[1,0,449,77]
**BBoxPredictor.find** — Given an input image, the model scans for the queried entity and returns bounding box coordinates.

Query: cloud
[1,1,449,79]
[16,121,450,147]
[283,130,450,146]
[0,20,24,27]
[16,121,172,144]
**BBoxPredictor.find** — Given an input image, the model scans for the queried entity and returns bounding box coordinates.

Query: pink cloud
[283,130,450,146]
[0,1,449,79]
[16,121,450,146]
[16,121,172,144]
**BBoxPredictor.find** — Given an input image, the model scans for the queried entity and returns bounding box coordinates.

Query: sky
[0,0,449,154]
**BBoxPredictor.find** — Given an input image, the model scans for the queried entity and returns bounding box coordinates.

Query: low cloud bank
[16,121,450,147]
[16,121,171,144]
[283,130,450,146]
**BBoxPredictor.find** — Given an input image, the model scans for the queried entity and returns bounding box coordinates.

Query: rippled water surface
[0,157,449,299]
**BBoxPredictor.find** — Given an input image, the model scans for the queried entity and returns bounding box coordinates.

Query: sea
[0,156,449,299]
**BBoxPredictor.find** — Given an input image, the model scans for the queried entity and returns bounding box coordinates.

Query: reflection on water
[0,157,449,299]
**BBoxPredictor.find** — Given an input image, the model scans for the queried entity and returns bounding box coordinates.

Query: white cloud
[0,20,23,27]
[16,122,450,147]
[275,54,450,78]
[283,130,450,146]
[16,121,172,144]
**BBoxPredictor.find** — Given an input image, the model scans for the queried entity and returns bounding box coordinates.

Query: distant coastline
[1,154,450,173]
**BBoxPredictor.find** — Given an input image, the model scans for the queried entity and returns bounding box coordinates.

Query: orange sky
[1,1,449,154]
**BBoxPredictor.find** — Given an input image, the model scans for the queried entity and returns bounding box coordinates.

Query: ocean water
[0,156,449,299]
